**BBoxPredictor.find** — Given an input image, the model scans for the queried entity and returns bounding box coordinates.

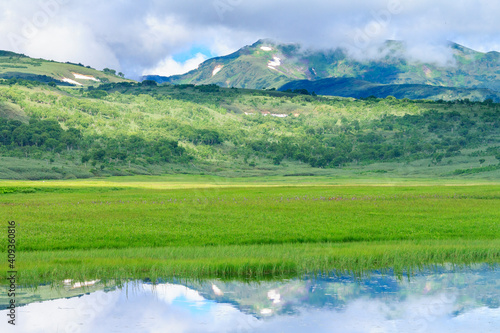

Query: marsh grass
[1,177,499,285]
[12,240,500,286]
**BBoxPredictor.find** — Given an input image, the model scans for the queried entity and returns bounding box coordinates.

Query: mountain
[145,40,302,89]
[280,77,500,102]
[0,50,131,87]
[144,40,500,101]
[0,47,499,180]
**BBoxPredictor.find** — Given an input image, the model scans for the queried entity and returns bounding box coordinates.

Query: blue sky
[172,46,216,64]
[1,0,500,79]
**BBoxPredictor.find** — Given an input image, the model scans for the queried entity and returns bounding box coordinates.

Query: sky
[1,0,500,80]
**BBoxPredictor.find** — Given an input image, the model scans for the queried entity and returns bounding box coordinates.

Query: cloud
[143,53,207,77]
[1,0,500,79]
[24,22,120,70]
[405,42,456,66]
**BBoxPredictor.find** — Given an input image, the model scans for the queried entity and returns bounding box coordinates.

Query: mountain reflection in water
[1,265,498,333]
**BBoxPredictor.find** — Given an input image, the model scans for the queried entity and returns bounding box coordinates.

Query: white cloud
[405,42,455,66]
[1,0,500,78]
[24,23,120,70]
[143,15,193,47]
[143,53,208,77]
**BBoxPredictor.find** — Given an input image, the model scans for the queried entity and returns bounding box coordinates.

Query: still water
[1,265,499,332]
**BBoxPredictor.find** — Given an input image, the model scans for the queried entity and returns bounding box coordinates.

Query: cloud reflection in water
[1,267,499,333]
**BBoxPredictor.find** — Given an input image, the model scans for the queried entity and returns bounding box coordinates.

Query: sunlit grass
[1,174,499,189]
[1,176,499,285]
[13,240,500,285]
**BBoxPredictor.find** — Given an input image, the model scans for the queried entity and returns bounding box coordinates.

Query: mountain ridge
[144,39,500,101]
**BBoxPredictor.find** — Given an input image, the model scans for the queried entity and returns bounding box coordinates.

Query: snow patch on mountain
[62,78,83,86]
[212,65,224,76]
[267,56,281,70]
[72,73,100,82]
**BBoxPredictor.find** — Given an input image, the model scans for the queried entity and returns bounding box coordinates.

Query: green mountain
[0,50,131,87]
[145,40,303,89]
[145,40,500,101]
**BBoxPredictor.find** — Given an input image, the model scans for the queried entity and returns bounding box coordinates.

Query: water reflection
[1,265,499,332]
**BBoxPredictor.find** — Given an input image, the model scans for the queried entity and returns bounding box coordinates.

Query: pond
[1,264,499,332]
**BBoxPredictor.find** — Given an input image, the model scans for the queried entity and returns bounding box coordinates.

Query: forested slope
[0,79,499,179]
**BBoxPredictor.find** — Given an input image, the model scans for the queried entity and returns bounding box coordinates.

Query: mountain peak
[252,39,277,46]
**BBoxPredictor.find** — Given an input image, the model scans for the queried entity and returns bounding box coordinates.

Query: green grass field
[1,176,499,285]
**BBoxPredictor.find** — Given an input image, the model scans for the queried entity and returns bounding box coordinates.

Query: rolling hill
[0,50,131,87]
[145,40,500,101]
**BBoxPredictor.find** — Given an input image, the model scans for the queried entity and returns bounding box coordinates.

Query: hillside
[0,50,131,87]
[145,40,500,101]
[0,80,499,180]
